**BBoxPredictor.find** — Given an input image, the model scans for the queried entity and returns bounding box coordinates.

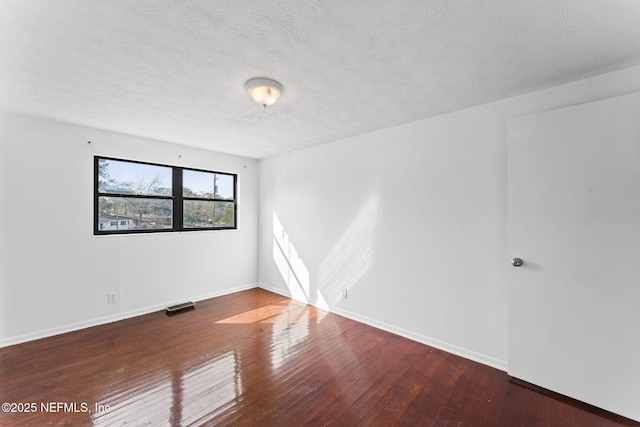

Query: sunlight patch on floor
[216,303,319,325]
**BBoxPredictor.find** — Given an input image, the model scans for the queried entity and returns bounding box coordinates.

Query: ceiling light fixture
[245,77,284,108]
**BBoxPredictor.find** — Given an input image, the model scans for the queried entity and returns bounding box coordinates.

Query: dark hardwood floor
[0,288,637,426]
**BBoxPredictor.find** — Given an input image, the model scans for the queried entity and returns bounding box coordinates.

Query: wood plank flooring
[0,288,637,426]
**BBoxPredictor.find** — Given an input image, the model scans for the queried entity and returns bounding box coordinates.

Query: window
[95,157,237,235]
[182,169,236,229]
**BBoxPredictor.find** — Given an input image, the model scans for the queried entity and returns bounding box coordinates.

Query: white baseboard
[0,283,258,348]
[258,282,293,298]
[257,282,507,372]
[3,282,507,372]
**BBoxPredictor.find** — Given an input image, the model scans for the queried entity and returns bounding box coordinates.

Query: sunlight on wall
[314,291,331,312]
[318,195,379,305]
[273,213,310,303]
[272,196,378,310]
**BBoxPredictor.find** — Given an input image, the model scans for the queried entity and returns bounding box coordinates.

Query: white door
[507,91,640,421]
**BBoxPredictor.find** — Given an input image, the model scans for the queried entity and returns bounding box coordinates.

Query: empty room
[1,1,639,426]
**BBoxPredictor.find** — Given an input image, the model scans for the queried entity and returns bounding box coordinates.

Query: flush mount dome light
[245,77,284,108]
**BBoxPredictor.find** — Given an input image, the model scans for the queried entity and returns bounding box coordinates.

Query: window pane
[183,170,234,200]
[214,174,234,200]
[183,200,214,228]
[98,159,172,196]
[215,201,235,227]
[183,170,214,198]
[98,197,172,230]
[183,200,235,228]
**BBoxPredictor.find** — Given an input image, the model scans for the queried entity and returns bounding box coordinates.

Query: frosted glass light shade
[245,78,283,107]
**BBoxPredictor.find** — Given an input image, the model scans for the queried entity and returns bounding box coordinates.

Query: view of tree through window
[97,159,173,231]
[95,157,237,234]
[182,169,235,228]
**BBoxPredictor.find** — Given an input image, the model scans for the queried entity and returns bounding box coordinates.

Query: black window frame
[94,156,237,235]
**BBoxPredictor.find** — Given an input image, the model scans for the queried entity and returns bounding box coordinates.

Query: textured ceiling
[1,1,640,159]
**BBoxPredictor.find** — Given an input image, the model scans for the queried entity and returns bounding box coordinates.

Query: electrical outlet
[107,293,118,304]
[342,288,348,299]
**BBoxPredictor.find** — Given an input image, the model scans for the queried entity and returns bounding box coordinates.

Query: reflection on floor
[0,288,636,426]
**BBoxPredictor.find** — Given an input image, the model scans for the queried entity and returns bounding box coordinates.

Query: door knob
[512,258,523,267]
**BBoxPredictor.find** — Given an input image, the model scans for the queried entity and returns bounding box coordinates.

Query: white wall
[0,113,259,346]
[258,65,640,370]
[3,65,640,361]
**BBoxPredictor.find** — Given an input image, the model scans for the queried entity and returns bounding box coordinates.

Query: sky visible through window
[183,169,234,199]
[104,159,171,188]
[103,159,234,198]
